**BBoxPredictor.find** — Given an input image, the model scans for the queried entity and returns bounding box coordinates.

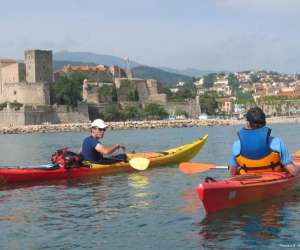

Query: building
[58,64,132,82]
[0,50,52,105]
[0,49,89,126]
[25,50,53,83]
[216,97,235,114]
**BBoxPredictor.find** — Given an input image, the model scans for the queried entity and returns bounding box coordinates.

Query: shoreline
[0,117,299,135]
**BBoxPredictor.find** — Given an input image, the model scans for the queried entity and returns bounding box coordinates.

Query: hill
[53,51,194,85]
[132,66,193,86]
[54,51,140,68]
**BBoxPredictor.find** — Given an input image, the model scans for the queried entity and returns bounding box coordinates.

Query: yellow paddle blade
[129,158,150,171]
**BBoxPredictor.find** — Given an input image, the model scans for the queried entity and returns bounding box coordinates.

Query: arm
[95,143,125,156]
[284,162,299,176]
[228,140,241,176]
[229,166,240,176]
[271,137,298,176]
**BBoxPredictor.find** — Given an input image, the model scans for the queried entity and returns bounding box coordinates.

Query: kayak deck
[0,135,208,185]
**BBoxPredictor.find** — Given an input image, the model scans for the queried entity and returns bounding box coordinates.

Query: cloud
[216,0,300,11]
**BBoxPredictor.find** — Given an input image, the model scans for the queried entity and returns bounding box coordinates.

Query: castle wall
[3,82,50,105]
[146,79,158,95]
[144,94,167,106]
[86,103,112,121]
[258,100,300,116]
[0,110,25,126]
[83,85,100,104]
[0,102,89,126]
[0,59,16,102]
[114,78,141,102]
[62,65,114,82]
[164,100,200,118]
[1,63,26,84]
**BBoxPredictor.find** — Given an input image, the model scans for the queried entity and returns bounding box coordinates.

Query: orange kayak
[197,157,300,214]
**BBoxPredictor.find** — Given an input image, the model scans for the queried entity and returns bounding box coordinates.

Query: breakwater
[0,119,239,134]
[0,117,299,134]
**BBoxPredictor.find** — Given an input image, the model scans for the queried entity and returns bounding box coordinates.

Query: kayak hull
[197,164,300,214]
[0,135,208,185]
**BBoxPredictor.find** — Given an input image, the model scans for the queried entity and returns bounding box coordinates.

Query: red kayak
[197,158,300,214]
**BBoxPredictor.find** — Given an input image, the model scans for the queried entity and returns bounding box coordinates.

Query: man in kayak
[82,119,126,162]
[229,107,298,176]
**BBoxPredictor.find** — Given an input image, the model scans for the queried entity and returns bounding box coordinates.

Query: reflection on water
[198,187,300,249]
[128,174,150,189]
[0,125,300,249]
[178,187,203,216]
[128,174,155,209]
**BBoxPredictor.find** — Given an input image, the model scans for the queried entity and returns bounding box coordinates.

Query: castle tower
[0,59,17,102]
[124,56,133,79]
[25,50,53,83]
[82,79,89,101]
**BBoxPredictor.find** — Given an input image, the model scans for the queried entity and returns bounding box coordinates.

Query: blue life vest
[239,127,272,160]
[235,127,281,173]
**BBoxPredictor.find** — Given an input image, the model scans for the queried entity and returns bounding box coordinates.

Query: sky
[1,0,300,73]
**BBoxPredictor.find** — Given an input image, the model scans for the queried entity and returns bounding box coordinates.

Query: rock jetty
[0,117,298,135]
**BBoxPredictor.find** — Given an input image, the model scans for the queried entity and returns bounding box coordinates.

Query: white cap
[91,119,107,129]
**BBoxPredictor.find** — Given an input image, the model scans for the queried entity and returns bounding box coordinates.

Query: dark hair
[245,106,266,128]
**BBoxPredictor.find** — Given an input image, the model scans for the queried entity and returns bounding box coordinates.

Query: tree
[127,89,139,101]
[160,86,173,100]
[98,84,119,103]
[199,91,218,115]
[236,92,255,105]
[250,74,260,83]
[111,84,118,102]
[102,104,122,121]
[53,72,85,107]
[143,103,168,120]
[122,105,141,120]
[98,85,113,103]
[203,73,217,89]
[228,73,239,94]
[167,83,196,101]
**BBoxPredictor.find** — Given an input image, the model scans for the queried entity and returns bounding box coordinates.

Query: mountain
[54,51,140,68]
[132,66,193,86]
[53,51,194,85]
[159,67,213,77]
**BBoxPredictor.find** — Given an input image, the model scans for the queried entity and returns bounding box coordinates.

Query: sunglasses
[92,127,106,132]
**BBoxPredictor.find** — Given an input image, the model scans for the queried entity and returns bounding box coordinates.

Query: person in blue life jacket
[82,119,126,162]
[229,107,298,176]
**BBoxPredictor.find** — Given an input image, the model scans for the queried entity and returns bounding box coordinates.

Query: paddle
[129,157,150,171]
[179,162,227,174]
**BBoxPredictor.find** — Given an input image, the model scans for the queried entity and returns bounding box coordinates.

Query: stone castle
[0,50,52,105]
[0,49,200,126]
[54,63,168,120]
[0,50,89,126]
[56,64,167,107]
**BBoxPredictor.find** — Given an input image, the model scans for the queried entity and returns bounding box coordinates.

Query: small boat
[197,156,300,214]
[0,135,208,185]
